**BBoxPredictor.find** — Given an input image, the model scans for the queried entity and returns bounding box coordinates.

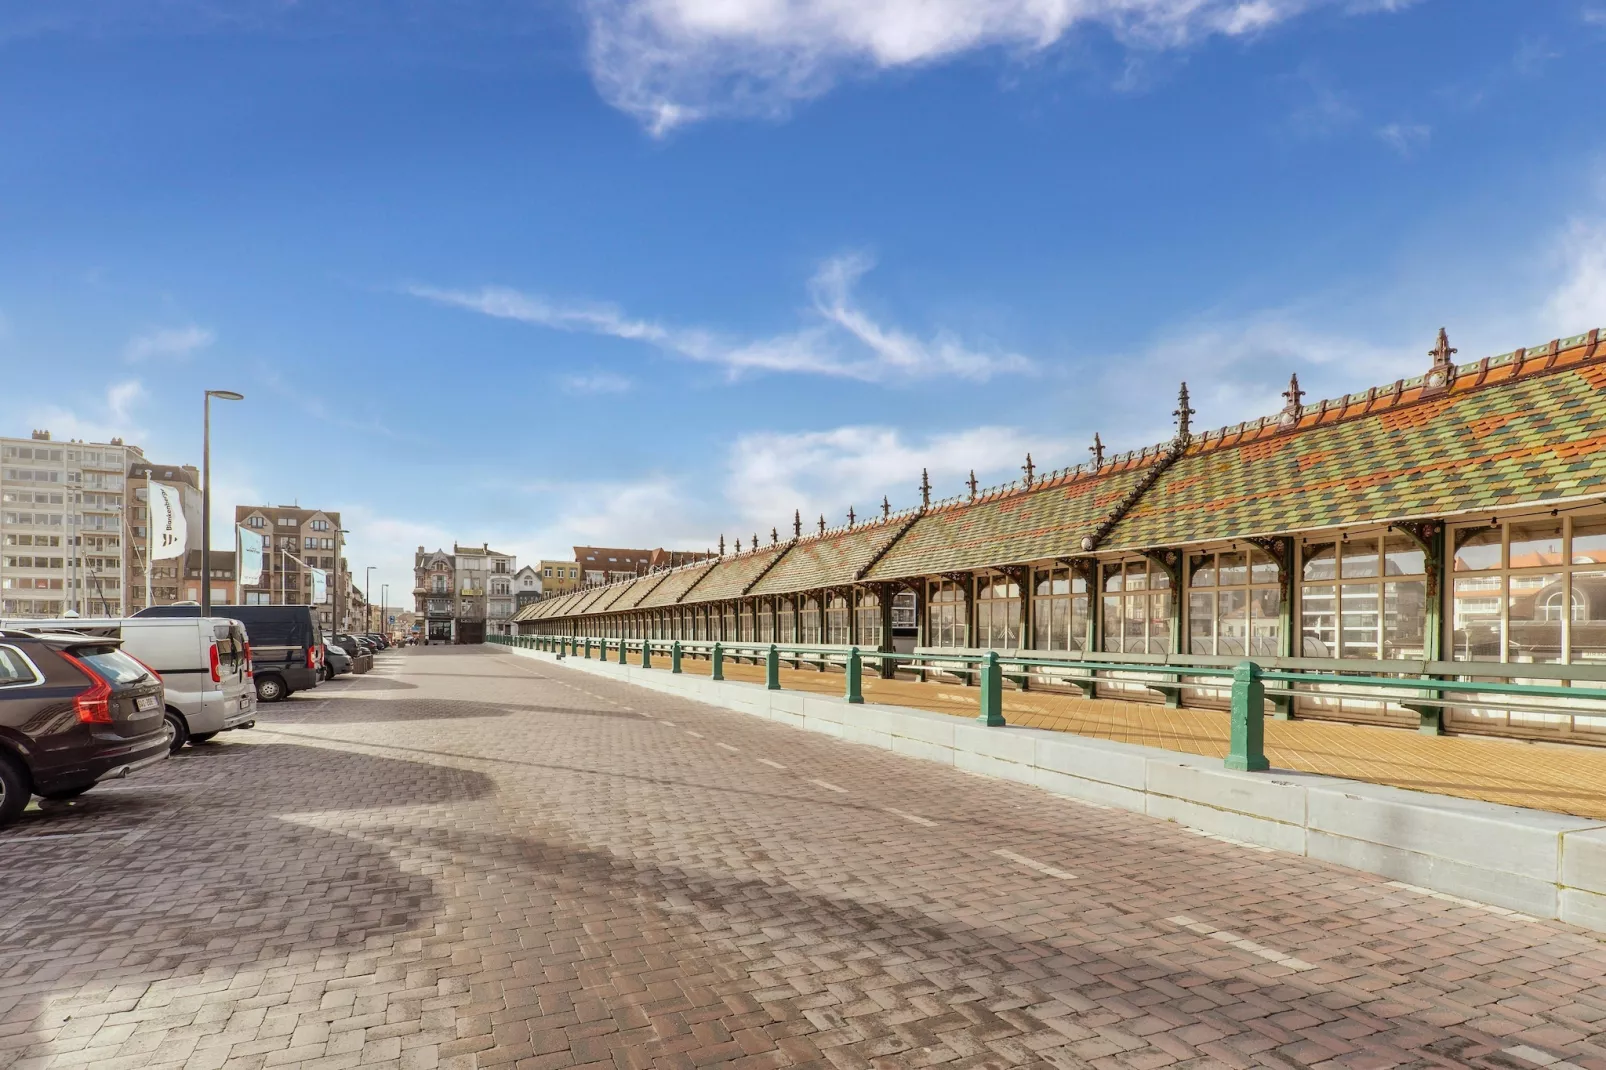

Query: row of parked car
[0,603,398,828]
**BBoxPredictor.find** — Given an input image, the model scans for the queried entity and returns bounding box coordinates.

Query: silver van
[4,617,256,751]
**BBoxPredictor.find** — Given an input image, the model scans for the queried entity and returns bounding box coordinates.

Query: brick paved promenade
[2,646,1604,1070]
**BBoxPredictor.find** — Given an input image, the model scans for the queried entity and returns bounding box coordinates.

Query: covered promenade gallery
[516,328,1606,744]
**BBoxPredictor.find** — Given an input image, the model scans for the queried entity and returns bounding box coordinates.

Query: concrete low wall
[504,646,1606,935]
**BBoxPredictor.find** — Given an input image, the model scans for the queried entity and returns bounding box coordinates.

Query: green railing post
[845,647,863,704]
[978,651,1005,726]
[766,645,781,690]
[641,640,652,669]
[1225,660,1270,771]
[671,640,682,674]
[618,638,628,665]
[712,642,724,681]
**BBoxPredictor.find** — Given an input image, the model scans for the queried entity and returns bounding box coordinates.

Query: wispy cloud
[585,0,1406,134]
[1376,121,1430,156]
[409,254,1032,383]
[21,379,148,443]
[125,324,214,362]
[561,371,634,394]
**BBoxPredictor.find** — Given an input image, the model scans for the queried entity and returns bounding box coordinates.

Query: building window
[778,600,795,643]
[1300,533,1426,659]
[856,591,882,648]
[758,601,774,642]
[1102,559,1173,654]
[1450,514,1606,664]
[800,597,821,644]
[310,520,328,531]
[543,567,552,578]
[1033,567,1087,653]
[1189,548,1282,657]
[928,581,967,649]
[825,595,849,645]
[976,572,1021,649]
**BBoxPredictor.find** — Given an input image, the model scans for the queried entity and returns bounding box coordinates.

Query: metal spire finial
[771,526,778,546]
[718,534,726,556]
[1429,327,1457,371]
[920,468,931,510]
[847,506,856,529]
[818,513,826,535]
[881,495,890,519]
[1174,382,1195,442]
[793,509,802,538]
[1022,453,1035,488]
[1281,373,1306,423]
[752,533,758,552]
[734,536,742,553]
[967,469,978,502]
[1090,433,1105,469]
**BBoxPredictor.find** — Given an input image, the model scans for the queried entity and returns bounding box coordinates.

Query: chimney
[31,430,50,441]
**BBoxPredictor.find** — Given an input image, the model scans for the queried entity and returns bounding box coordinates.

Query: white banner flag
[238,527,265,586]
[149,482,187,561]
[311,568,328,604]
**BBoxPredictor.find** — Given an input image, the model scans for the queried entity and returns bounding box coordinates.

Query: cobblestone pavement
[2,646,1605,1070]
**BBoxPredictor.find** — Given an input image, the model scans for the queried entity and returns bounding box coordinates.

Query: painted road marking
[659,720,676,727]
[807,778,848,793]
[995,849,1076,881]
[756,759,786,769]
[685,731,704,739]
[1169,916,1314,971]
[884,807,936,827]
[1503,1045,1584,1069]
[715,742,739,752]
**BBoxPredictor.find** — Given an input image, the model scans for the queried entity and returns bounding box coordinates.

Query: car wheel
[164,710,189,754]
[256,675,286,703]
[39,783,93,800]
[0,753,28,828]
[189,732,219,745]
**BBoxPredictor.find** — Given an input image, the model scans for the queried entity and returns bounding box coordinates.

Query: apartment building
[1,430,137,618]
[539,559,581,597]
[514,565,543,609]
[236,505,347,635]
[574,546,713,585]
[413,543,516,643]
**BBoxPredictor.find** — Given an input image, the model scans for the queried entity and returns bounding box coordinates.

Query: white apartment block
[1,431,137,618]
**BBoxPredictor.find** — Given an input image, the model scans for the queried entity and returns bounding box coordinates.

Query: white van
[4,616,256,751]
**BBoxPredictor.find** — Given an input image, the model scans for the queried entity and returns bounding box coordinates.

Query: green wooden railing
[488,633,1606,772]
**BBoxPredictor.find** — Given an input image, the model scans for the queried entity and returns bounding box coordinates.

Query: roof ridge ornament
[1174,382,1195,445]
[718,534,725,556]
[1090,433,1105,470]
[967,469,978,502]
[846,506,856,529]
[920,468,931,511]
[793,509,802,539]
[771,527,778,546]
[1022,453,1035,488]
[1425,327,1458,394]
[881,495,891,519]
[818,513,826,535]
[1279,373,1306,429]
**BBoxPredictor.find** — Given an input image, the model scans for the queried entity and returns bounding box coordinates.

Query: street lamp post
[380,583,389,637]
[201,390,245,616]
[334,528,349,632]
[365,566,375,634]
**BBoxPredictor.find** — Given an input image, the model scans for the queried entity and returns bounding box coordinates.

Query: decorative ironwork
[752,533,758,551]
[1022,453,1035,488]
[846,506,856,529]
[881,495,891,519]
[1135,547,1180,589]
[1393,520,1445,598]
[793,510,802,538]
[734,536,742,553]
[1089,433,1105,470]
[920,468,931,510]
[718,534,726,556]
[771,527,779,546]
[818,514,827,535]
[992,564,1030,589]
[1174,382,1195,444]
[967,469,979,502]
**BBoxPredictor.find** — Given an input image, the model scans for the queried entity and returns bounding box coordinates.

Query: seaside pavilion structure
[514,327,1606,744]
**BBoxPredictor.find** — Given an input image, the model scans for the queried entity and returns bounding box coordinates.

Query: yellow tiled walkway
[647,654,1606,821]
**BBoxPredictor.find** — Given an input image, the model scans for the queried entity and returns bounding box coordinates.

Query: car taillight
[59,652,114,724]
[306,645,317,670]
[209,642,221,684]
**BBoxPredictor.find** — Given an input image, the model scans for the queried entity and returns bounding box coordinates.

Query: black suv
[0,628,171,827]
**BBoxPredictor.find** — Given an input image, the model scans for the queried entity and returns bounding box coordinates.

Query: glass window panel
[1102,594,1122,652]
[1250,587,1281,657]
[1451,576,1502,661]
[1382,535,1425,577]
[1300,584,1337,656]
[1036,573,1054,599]
[1069,596,1087,654]
[1218,551,1247,586]
[1340,538,1379,579]
[1216,588,1248,656]
[1570,569,1606,663]
[1508,572,1562,662]
[1340,583,1380,657]
[1189,554,1216,589]
[1070,573,1086,596]
[1573,519,1606,566]
[1125,594,1147,648]
[1054,598,1070,651]
[1383,580,1426,659]
[1151,567,1171,591]
[1303,543,1336,582]
[1125,563,1148,591]
[1189,592,1214,654]
[1104,569,1123,593]
[1510,521,1564,570]
[1454,528,1502,572]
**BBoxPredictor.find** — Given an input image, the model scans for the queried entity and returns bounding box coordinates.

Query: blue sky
[3,0,1605,605]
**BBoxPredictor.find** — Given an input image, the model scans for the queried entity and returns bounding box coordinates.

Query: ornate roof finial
[882,495,891,519]
[967,469,978,502]
[718,534,726,556]
[1022,453,1035,488]
[1280,373,1306,427]
[752,533,758,551]
[818,513,826,535]
[771,526,778,546]
[1090,432,1105,469]
[793,509,802,538]
[920,468,931,510]
[1430,327,1457,372]
[734,536,742,553]
[847,506,856,529]
[1174,382,1195,443]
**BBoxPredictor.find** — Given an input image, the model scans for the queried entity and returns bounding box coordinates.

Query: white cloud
[1543,216,1606,332]
[409,253,1031,383]
[1376,121,1430,156]
[585,0,1377,133]
[22,379,149,444]
[561,371,635,394]
[125,324,214,362]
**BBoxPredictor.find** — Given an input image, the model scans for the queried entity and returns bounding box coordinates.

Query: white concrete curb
[504,646,1606,935]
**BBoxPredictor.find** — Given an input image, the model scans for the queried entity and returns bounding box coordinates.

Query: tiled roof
[638,561,718,608]
[749,522,906,595]
[1107,332,1606,549]
[862,463,1151,580]
[683,546,787,603]
[608,572,669,610]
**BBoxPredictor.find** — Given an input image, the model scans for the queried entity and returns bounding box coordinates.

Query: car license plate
[241,696,252,710]
[136,695,158,712]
